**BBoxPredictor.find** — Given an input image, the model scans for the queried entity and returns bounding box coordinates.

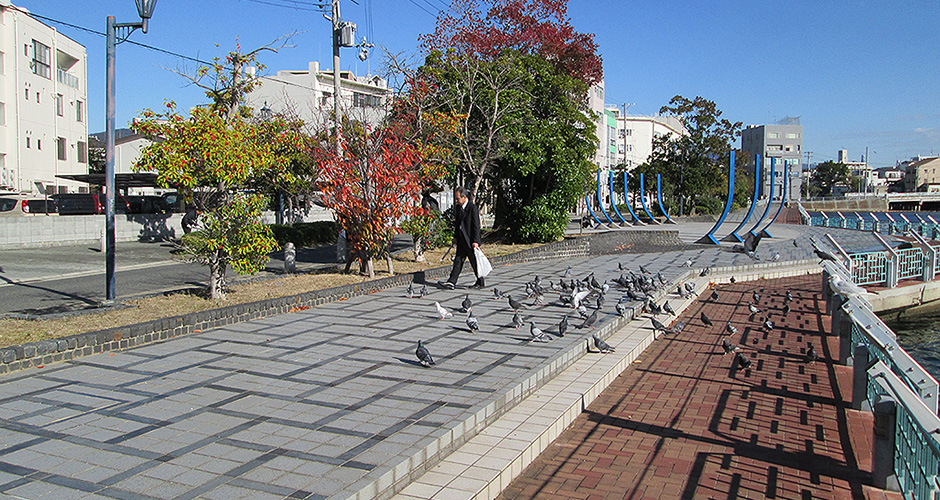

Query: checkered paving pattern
[497,275,903,500]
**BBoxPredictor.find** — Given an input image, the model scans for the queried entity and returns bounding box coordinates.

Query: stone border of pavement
[389,258,823,500]
[0,230,685,376]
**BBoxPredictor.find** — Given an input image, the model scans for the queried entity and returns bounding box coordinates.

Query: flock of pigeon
[414,261,692,367]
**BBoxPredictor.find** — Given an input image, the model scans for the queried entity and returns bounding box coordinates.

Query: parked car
[125,195,174,214]
[0,194,58,216]
[52,193,131,215]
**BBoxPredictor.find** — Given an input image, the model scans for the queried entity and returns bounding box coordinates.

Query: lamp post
[104,0,157,303]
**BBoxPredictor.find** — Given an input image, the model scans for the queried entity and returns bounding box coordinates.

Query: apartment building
[740,122,803,200]
[0,1,88,195]
[903,156,940,192]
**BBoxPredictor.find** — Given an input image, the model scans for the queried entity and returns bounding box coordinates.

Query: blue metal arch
[608,171,630,225]
[639,173,661,225]
[723,153,761,242]
[656,174,677,224]
[595,170,617,226]
[695,151,736,245]
[747,156,776,238]
[622,172,646,225]
[758,161,789,238]
[584,194,604,227]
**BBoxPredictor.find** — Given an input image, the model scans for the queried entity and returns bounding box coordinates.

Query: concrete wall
[800,198,889,211]
[0,207,336,249]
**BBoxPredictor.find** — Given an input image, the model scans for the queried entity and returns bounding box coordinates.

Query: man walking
[439,186,484,289]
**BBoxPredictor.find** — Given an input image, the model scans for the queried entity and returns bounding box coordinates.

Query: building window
[24,87,29,100]
[37,139,41,150]
[31,40,51,79]
[77,141,87,163]
[56,94,64,116]
[76,100,84,122]
[25,137,30,149]
[786,132,800,139]
[624,144,633,152]
[353,92,381,108]
[768,132,779,139]
[36,91,40,103]
[57,137,67,160]
[624,129,633,136]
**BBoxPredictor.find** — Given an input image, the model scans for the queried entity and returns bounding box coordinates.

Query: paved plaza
[0,224,900,499]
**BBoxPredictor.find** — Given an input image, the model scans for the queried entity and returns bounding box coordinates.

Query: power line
[243,0,328,11]
[405,0,436,16]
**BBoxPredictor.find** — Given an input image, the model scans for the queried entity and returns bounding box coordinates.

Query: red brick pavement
[498,275,904,500]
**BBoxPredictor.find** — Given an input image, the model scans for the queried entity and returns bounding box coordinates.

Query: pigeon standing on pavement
[710,290,720,302]
[466,310,479,332]
[511,311,524,329]
[508,295,525,311]
[722,339,739,354]
[593,334,615,353]
[785,290,793,303]
[576,304,590,319]
[579,310,598,329]
[435,302,453,320]
[563,266,572,277]
[701,312,713,326]
[639,264,651,275]
[559,315,569,337]
[783,303,791,316]
[763,317,775,331]
[407,283,415,299]
[651,317,668,334]
[805,343,819,363]
[416,340,435,367]
[663,301,676,316]
[460,294,473,313]
[726,322,738,335]
[748,302,761,317]
[528,322,550,342]
[730,276,736,284]
[752,291,760,303]
[420,284,428,297]
[616,302,626,317]
[735,352,752,369]
[772,252,781,262]
[493,288,505,299]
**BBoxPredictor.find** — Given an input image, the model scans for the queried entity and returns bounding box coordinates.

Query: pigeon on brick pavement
[416,340,435,367]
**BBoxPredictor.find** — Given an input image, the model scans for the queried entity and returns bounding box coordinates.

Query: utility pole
[331,0,342,156]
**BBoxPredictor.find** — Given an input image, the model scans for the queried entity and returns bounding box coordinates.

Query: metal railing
[56,68,80,89]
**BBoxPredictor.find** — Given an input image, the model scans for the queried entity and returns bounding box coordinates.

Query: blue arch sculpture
[622,172,646,225]
[639,173,661,225]
[747,156,776,239]
[723,153,761,242]
[584,194,604,227]
[695,151,735,245]
[595,170,617,226]
[656,174,677,224]
[608,171,631,225]
[758,162,789,238]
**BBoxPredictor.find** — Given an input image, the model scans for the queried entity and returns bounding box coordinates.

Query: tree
[637,96,743,215]
[810,161,850,196]
[133,42,298,300]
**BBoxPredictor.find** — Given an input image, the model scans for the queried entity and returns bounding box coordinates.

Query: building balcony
[56,69,79,90]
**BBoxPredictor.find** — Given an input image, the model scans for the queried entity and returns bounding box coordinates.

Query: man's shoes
[469,280,485,289]
[438,280,456,290]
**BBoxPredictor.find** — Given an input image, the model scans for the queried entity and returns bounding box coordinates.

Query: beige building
[903,156,940,192]
[0,1,88,195]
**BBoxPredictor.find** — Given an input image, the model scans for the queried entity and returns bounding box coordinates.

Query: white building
[245,61,390,129]
[614,112,686,169]
[0,1,88,195]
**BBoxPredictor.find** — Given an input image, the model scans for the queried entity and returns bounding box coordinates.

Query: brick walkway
[498,274,903,500]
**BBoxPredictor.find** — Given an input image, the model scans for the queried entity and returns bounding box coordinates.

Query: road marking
[0,260,181,288]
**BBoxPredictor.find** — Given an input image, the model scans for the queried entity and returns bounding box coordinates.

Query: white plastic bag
[474,247,492,278]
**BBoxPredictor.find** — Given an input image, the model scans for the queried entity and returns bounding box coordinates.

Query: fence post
[872,395,901,492]
[909,230,936,283]
[832,295,852,365]
[852,344,870,411]
[873,232,899,288]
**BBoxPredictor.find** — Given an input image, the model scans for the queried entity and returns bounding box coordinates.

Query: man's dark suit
[446,199,482,285]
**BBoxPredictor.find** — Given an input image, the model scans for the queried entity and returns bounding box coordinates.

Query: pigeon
[752,291,760,303]
[618,262,624,271]
[615,302,627,317]
[683,259,693,268]
[415,340,435,367]
[407,283,415,298]
[793,239,799,247]
[600,281,610,295]
[701,312,713,326]
[563,266,572,277]
[735,352,752,369]
[684,282,697,295]
[782,303,791,316]
[493,288,506,299]
[805,343,819,363]
[721,339,739,354]
[579,310,598,329]
[663,301,675,316]
[700,267,711,277]
[559,315,569,337]
[651,317,668,334]
[725,322,738,335]
[576,304,590,318]
[595,295,605,310]
[590,275,602,290]
[572,288,592,309]
[460,294,473,313]
[745,250,760,260]
[511,311,524,329]
[528,322,550,342]
[593,334,614,353]
[772,252,781,262]
[639,264,651,275]
[763,318,775,331]
[647,300,663,316]
[730,276,736,284]
[785,290,793,303]
[466,310,479,332]
[667,321,687,334]
[748,302,760,316]
[420,284,428,297]
[434,302,453,320]
[508,295,525,311]
[710,290,720,301]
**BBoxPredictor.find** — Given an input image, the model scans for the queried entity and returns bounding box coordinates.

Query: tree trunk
[363,258,375,279]
[385,253,394,276]
[208,252,225,301]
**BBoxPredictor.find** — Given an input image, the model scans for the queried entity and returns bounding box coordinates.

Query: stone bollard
[335,229,347,263]
[852,344,870,411]
[872,396,901,492]
[284,242,296,274]
[99,227,106,253]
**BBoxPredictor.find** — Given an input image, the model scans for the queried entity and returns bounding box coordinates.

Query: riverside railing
[823,260,940,497]
[815,229,940,288]
[803,208,940,240]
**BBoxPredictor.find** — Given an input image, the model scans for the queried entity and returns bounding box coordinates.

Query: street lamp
[104,0,158,303]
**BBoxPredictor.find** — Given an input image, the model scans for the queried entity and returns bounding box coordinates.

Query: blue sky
[16,0,940,167]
